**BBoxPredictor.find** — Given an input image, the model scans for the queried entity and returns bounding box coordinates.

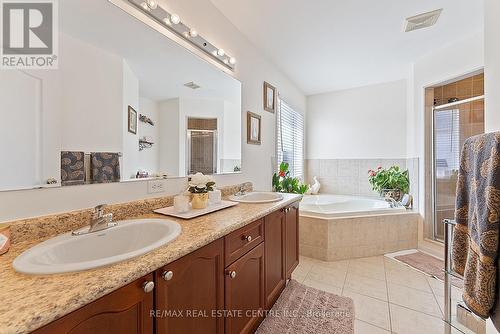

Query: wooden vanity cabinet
[32,274,154,334]
[30,202,300,334]
[224,243,266,334]
[264,209,286,309]
[284,203,300,278]
[154,239,225,334]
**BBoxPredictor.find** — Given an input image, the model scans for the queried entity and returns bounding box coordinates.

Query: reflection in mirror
[0,0,241,191]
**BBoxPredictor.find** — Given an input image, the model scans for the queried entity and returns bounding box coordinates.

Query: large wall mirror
[0,0,242,191]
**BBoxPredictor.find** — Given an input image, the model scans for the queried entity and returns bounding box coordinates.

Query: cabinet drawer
[224,218,264,266]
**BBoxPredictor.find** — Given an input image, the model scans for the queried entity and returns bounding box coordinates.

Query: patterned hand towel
[90,152,121,183]
[61,151,85,186]
[452,132,500,319]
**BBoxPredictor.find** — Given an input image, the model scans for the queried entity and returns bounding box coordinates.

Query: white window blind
[276,99,304,179]
[434,109,460,177]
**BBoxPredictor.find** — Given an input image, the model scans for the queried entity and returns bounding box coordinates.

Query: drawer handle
[227,270,237,279]
[143,281,155,293]
[162,270,174,281]
[243,235,252,242]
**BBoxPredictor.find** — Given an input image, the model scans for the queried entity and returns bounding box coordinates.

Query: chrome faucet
[384,197,398,208]
[235,185,247,196]
[72,204,116,236]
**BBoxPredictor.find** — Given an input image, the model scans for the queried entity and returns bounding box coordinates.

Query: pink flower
[377,166,382,170]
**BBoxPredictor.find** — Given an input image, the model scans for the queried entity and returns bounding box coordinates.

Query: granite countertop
[0,193,302,334]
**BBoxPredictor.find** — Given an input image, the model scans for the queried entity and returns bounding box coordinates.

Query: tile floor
[292,255,471,334]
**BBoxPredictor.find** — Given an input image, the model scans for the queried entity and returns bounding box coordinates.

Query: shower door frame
[430,95,485,241]
[186,129,218,175]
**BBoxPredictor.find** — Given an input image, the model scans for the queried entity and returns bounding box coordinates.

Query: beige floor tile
[388,283,442,316]
[313,258,350,271]
[344,273,388,301]
[305,263,348,288]
[390,304,449,334]
[354,320,391,334]
[291,270,307,283]
[427,276,463,299]
[343,290,391,330]
[302,277,343,295]
[293,261,313,278]
[348,257,386,281]
[385,263,433,293]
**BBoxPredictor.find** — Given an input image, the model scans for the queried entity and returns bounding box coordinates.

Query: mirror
[0,0,242,191]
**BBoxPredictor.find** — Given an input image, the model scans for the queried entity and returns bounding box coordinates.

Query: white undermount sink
[13,219,181,275]
[228,192,284,204]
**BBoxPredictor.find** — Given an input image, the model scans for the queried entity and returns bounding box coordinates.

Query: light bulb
[146,0,157,10]
[189,29,198,38]
[163,17,171,25]
[223,58,229,64]
[140,2,150,11]
[229,57,236,65]
[217,48,225,57]
[170,13,180,24]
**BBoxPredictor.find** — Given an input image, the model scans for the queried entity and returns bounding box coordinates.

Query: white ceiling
[210,0,484,95]
[60,0,240,103]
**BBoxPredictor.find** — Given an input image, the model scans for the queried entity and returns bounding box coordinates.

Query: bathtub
[300,194,407,219]
[298,194,418,261]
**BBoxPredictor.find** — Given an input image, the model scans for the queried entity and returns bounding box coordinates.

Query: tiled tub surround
[299,212,419,261]
[305,158,419,208]
[0,183,302,334]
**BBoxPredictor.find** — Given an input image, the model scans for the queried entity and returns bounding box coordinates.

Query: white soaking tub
[298,194,417,261]
[300,194,407,219]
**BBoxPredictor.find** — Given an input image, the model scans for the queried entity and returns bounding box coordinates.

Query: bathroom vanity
[1,194,300,334]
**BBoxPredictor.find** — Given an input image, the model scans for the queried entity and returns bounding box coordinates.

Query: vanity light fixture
[140,2,150,11]
[145,0,157,10]
[189,29,198,38]
[127,0,236,70]
[170,13,180,25]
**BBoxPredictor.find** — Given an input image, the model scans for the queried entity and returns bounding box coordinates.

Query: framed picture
[247,111,261,145]
[263,81,277,113]
[128,106,137,134]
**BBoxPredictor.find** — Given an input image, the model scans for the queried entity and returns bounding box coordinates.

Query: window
[276,99,304,179]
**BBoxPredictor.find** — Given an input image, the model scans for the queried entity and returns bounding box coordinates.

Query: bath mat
[390,251,463,289]
[255,280,354,334]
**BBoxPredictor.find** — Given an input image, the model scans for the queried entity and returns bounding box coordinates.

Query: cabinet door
[285,203,300,279]
[225,243,265,334]
[264,209,286,309]
[155,239,224,334]
[33,274,154,334]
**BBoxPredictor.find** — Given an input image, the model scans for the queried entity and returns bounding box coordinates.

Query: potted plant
[188,172,216,209]
[368,166,409,201]
[272,162,309,194]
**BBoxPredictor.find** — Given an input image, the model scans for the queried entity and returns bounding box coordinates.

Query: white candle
[174,195,190,213]
[209,189,222,205]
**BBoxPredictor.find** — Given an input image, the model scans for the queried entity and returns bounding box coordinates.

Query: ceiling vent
[184,81,201,89]
[404,9,443,32]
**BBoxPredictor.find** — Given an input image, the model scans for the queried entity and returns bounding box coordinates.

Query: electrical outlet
[148,180,165,194]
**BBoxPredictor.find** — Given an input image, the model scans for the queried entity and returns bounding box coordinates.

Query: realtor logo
[1,0,58,69]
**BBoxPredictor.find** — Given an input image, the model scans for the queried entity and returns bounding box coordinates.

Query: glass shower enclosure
[432,95,485,241]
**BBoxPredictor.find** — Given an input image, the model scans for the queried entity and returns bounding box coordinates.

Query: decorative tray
[153,200,239,219]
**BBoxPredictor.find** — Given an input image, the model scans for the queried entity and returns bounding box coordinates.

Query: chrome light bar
[126,0,236,71]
